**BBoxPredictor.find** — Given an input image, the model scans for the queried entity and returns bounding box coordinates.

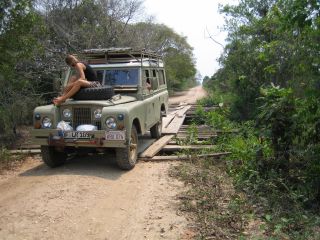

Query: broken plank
[139,152,231,162]
[139,135,174,158]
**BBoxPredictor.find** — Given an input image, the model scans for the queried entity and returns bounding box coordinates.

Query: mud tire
[116,125,138,170]
[73,86,114,100]
[41,146,67,168]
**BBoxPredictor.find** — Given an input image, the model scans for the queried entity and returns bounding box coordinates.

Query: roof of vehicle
[81,48,164,67]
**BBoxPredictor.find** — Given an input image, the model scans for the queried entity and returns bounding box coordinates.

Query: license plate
[64,131,92,139]
[105,131,126,141]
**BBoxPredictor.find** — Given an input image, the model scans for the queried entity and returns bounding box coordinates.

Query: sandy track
[169,86,207,105]
[0,157,188,240]
[0,86,207,240]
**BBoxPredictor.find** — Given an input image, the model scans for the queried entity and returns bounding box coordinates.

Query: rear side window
[159,70,165,85]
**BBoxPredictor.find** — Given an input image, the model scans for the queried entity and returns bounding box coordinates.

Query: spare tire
[73,86,115,100]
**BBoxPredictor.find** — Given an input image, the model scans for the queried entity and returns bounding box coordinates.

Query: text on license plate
[105,131,126,141]
[64,131,92,139]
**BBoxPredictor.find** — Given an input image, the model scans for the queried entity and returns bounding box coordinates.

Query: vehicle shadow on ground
[19,152,127,180]
[19,136,155,180]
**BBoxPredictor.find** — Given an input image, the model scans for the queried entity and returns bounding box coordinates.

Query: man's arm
[75,63,86,80]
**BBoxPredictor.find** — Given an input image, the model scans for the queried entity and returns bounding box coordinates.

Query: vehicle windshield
[104,68,139,86]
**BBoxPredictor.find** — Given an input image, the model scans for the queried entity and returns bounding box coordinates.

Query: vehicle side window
[158,70,165,85]
[144,70,150,81]
[144,69,151,93]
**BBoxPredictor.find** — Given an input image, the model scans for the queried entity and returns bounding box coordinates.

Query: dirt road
[0,86,207,240]
[169,86,207,105]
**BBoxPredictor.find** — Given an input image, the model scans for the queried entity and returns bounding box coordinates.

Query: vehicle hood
[59,95,137,107]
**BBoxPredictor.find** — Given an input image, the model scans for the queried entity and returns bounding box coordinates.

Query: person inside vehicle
[146,79,152,91]
[53,54,100,106]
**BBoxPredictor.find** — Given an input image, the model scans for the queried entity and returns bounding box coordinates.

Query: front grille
[61,107,102,130]
[73,107,92,129]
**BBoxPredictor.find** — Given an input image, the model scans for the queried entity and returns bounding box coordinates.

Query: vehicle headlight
[105,117,116,129]
[63,109,72,118]
[42,117,52,128]
[94,109,102,119]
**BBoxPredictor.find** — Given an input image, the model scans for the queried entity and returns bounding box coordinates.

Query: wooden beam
[139,134,174,158]
[139,152,231,161]
[161,145,216,152]
[9,149,41,154]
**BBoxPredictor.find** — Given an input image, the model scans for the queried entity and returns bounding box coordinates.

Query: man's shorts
[88,81,102,88]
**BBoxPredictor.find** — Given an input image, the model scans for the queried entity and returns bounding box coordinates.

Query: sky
[143,0,236,78]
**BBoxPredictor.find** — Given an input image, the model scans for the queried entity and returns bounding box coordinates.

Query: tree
[206,0,319,120]
[0,0,43,142]
[127,22,197,92]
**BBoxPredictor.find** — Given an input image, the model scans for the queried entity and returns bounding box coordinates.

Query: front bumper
[31,129,127,148]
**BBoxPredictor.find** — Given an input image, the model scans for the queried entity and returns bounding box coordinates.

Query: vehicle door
[143,69,156,127]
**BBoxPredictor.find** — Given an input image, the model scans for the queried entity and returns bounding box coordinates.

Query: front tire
[41,146,67,167]
[116,125,138,170]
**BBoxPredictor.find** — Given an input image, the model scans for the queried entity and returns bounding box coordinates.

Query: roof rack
[81,48,163,66]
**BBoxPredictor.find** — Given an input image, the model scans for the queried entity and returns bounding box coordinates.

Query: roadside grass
[172,101,320,239]
[0,147,27,172]
[170,157,261,239]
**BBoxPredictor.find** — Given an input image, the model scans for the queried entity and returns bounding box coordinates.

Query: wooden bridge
[10,103,231,161]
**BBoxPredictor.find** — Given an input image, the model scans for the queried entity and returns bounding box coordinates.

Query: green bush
[197,94,320,238]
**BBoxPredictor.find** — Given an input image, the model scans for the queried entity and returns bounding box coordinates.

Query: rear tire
[115,125,138,170]
[150,116,162,139]
[41,146,67,167]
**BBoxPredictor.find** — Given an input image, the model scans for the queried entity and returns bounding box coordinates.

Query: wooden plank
[139,135,174,158]
[138,138,156,154]
[139,152,231,161]
[9,149,41,154]
[167,140,209,145]
[177,130,213,134]
[162,114,176,129]
[176,105,191,117]
[161,145,216,152]
[176,133,217,136]
[162,115,186,134]
[175,135,217,140]
[20,144,41,149]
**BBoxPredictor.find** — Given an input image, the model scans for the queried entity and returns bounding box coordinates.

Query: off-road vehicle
[32,48,168,170]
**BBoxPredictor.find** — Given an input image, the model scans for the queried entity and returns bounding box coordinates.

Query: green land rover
[32,48,168,170]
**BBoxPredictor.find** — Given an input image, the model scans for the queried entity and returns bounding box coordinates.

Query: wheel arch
[132,118,142,135]
[161,103,167,116]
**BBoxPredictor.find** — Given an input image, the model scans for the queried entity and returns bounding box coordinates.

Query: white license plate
[64,131,92,139]
[105,131,126,141]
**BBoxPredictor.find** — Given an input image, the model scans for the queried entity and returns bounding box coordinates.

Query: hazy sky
[143,0,236,78]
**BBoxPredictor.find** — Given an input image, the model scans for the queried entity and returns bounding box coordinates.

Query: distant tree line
[0,0,197,144]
